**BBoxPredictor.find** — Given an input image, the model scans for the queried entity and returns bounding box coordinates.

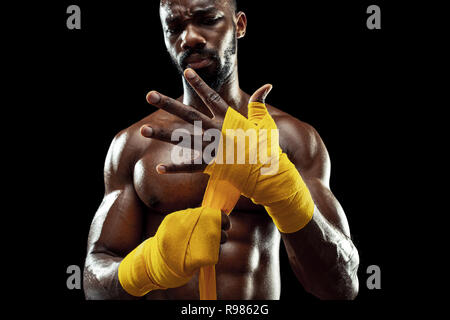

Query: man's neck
[181,69,247,118]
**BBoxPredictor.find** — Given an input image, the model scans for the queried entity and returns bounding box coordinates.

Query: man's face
[160,0,238,91]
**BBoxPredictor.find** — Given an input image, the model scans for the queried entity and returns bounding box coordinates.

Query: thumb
[249,84,273,104]
[248,84,273,123]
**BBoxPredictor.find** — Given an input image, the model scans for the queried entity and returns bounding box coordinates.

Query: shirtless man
[83,0,360,300]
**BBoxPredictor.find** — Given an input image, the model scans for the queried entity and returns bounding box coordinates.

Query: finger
[156,161,207,174]
[141,125,210,150]
[184,68,229,116]
[220,211,231,244]
[141,126,180,145]
[147,91,219,130]
[221,211,231,231]
[249,84,273,104]
[220,230,228,244]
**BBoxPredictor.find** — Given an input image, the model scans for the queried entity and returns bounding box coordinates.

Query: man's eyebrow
[165,6,220,24]
[191,6,219,16]
[165,15,180,24]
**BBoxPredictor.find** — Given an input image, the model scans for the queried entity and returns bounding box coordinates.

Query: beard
[169,29,237,92]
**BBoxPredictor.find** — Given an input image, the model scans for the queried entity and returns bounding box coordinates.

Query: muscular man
[83,0,359,300]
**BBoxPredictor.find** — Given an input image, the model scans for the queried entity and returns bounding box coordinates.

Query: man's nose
[181,25,206,51]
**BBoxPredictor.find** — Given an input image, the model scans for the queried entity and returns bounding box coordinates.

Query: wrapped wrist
[265,187,315,234]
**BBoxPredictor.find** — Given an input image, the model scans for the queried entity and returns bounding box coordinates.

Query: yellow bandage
[118,207,221,297]
[198,178,241,300]
[204,102,315,234]
[197,101,315,299]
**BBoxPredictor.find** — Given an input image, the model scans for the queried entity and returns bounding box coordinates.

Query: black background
[9,0,442,316]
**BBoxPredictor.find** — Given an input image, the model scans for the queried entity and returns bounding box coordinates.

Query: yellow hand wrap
[204,102,315,233]
[198,101,315,299]
[118,207,221,297]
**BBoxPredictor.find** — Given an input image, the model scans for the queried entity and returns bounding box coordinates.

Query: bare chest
[132,139,260,215]
[131,132,281,299]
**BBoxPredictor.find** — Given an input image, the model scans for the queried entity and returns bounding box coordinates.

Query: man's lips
[183,54,213,69]
[188,58,213,69]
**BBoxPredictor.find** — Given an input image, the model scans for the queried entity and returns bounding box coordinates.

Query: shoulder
[266,104,331,184]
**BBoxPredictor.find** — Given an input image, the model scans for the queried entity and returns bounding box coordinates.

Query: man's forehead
[160,0,228,20]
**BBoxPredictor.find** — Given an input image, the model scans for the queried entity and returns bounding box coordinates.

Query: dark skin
[83,0,359,300]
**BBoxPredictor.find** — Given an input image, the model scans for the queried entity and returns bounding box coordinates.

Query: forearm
[282,207,359,300]
[83,252,139,300]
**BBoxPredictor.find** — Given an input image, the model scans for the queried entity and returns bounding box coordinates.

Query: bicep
[87,184,145,257]
[86,131,145,257]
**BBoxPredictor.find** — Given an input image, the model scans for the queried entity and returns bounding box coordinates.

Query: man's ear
[235,11,247,39]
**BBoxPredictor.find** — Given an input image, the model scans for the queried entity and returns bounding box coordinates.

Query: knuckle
[168,164,183,173]
[192,77,204,89]
[160,96,171,109]
[157,129,168,140]
[206,91,221,104]
[221,230,228,244]
[221,215,231,230]
[159,128,172,140]
[167,164,180,172]
[151,127,161,137]
[185,110,200,122]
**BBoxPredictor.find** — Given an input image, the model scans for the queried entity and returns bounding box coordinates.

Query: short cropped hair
[230,0,237,12]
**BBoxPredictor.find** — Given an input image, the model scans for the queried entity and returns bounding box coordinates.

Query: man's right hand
[118,206,230,297]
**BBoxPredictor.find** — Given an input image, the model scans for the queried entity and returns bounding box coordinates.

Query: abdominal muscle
[144,211,282,300]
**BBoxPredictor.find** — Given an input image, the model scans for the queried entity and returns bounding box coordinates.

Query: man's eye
[167,26,182,35]
[202,17,221,26]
